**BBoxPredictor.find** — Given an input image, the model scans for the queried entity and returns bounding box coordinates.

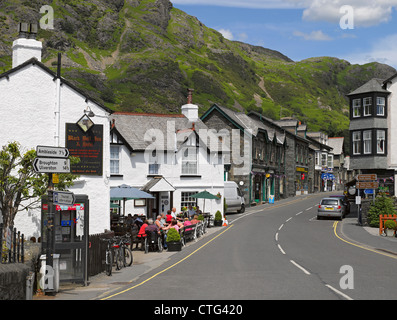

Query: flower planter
[167,241,182,251]
[214,220,223,227]
[385,229,395,237]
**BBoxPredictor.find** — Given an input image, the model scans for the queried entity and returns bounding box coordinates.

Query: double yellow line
[333,221,397,260]
[100,224,234,300]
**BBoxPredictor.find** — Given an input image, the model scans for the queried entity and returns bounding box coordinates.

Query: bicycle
[101,237,115,276]
[120,233,133,267]
[113,236,124,271]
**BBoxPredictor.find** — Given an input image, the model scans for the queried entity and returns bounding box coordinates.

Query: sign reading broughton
[65,123,103,176]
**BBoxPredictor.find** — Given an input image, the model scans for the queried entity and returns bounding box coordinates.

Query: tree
[0,141,79,233]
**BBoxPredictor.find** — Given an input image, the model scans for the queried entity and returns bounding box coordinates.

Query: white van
[224,181,245,213]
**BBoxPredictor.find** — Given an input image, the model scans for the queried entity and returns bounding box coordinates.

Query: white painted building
[109,101,225,220]
[0,31,112,238]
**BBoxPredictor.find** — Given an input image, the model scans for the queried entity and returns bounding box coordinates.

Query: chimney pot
[187,88,194,104]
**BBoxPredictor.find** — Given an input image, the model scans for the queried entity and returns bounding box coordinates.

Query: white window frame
[377,130,386,154]
[352,131,361,155]
[181,192,198,211]
[327,154,334,169]
[315,152,320,166]
[321,153,327,167]
[110,145,121,175]
[363,97,372,116]
[181,146,198,175]
[353,99,361,118]
[376,97,385,116]
[363,130,372,154]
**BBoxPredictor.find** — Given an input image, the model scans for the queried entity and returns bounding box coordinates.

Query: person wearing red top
[136,219,148,250]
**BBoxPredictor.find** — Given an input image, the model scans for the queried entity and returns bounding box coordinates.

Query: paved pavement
[34,192,397,300]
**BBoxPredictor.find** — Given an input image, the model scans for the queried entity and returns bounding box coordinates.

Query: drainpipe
[54,53,61,147]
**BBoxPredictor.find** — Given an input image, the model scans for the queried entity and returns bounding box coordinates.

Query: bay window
[363,130,372,154]
[352,131,361,155]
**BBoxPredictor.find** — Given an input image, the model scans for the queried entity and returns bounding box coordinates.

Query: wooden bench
[181,223,197,244]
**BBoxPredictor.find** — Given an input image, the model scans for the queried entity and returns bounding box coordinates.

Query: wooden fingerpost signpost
[34,146,73,272]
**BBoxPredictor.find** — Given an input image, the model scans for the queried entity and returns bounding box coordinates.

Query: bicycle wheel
[105,250,113,276]
[157,236,163,253]
[144,237,149,254]
[123,246,133,267]
[115,249,124,270]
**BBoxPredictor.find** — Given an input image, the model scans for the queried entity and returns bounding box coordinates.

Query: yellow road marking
[333,221,397,260]
[100,224,234,300]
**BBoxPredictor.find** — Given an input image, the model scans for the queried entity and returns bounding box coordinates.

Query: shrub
[197,214,204,221]
[166,228,180,243]
[367,194,397,227]
[214,210,222,221]
[384,220,397,230]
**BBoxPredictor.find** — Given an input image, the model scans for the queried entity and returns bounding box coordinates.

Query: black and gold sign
[66,123,103,176]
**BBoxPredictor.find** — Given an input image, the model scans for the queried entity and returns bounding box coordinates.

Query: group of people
[126,206,202,250]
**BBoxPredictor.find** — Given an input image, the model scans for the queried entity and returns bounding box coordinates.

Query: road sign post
[35,146,71,286]
[355,174,378,226]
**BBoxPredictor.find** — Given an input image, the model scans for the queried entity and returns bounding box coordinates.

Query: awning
[141,177,175,192]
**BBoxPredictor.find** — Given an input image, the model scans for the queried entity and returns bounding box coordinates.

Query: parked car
[317,198,345,220]
[329,195,350,214]
[224,181,245,213]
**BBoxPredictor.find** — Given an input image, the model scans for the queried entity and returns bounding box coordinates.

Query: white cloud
[293,30,332,41]
[342,33,397,68]
[174,0,397,27]
[288,0,397,27]
[218,28,234,40]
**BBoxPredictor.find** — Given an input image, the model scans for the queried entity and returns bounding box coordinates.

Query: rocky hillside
[0,0,395,137]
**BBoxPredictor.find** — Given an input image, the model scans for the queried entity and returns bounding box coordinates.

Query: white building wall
[0,63,110,238]
[109,142,224,219]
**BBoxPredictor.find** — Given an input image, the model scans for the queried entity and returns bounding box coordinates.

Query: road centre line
[325,284,353,301]
[278,244,286,255]
[100,224,234,300]
[286,217,292,222]
[275,232,279,241]
[290,260,311,275]
[306,207,313,211]
[296,211,303,216]
[278,224,284,231]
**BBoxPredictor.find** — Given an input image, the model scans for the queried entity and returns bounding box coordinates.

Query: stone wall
[0,263,30,300]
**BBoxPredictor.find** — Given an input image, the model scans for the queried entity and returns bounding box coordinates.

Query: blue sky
[172,0,397,69]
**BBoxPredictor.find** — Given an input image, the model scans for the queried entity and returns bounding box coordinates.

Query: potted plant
[166,228,182,251]
[214,210,223,227]
[384,220,397,237]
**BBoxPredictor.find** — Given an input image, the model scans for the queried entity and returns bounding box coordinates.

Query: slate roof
[110,112,219,152]
[0,57,113,114]
[328,137,344,155]
[347,78,390,96]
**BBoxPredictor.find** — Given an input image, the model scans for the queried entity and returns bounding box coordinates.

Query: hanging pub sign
[66,123,103,176]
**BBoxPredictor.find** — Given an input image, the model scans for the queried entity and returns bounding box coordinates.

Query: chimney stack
[181,88,199,123]
[12,22,42,68]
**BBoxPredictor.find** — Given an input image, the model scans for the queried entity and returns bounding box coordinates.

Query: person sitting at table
[190,215,199,224]
[187,205,196,218]
[163,219,180,232]
[136,219,148,250]
[145,218,160,234]
[165,210,173,224]
[183,217,193,231]
[155,215,165,229]
[196,206,202,215]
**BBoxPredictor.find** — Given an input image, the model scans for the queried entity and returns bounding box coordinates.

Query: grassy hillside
[0,0,395,139]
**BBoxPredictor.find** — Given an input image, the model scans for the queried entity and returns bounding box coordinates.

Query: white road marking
[325,285,354,300]
[286,217,292,222]
[278,244,286,255]
[290,260,311,275]
[278,224,284,231]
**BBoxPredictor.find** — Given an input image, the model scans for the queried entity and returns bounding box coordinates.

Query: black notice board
[66,123,103,176]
